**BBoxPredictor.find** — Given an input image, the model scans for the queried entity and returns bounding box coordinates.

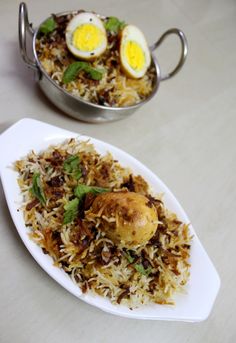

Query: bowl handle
[150,28,188,81]
[19,2,38,71]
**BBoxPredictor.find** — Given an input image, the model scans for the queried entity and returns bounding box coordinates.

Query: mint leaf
[62,62,104,84]
[86,67,104,81]
[105,17,126,34]
[74,184,110,200]
[124,251,135,264]
[63,155,82,180]
[62,62,88,84]
[30,173,46,205]
[134,264,152,276]
[39,17,57,35]
[63,198,79,225]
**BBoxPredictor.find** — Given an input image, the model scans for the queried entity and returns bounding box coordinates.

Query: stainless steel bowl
[19,2,188,123]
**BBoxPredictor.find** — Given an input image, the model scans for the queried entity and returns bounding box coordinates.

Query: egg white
[120,25,151,79]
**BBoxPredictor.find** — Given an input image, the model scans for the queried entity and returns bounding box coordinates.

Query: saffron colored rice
[15,139,191,308]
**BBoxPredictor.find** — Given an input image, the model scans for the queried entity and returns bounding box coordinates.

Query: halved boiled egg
[66,12,107,60]
[120,25,151,79]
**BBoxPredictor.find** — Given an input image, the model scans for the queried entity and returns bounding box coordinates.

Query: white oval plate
[0,118,220,321]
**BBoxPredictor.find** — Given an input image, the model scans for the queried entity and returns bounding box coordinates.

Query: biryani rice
[15,139,191,308]
[36,12,156,107]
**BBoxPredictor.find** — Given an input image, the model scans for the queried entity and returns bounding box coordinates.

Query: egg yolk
[72,24,104,51]
[124,41,145,71]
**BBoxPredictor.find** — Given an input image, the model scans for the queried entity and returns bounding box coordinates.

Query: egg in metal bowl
[35,11,156,108]
[65,12,107,60]
[19,3,188,122]
[120,25,151,79]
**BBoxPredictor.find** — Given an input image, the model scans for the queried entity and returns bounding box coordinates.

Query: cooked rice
[35,12,156,107]
[15,139,191,308]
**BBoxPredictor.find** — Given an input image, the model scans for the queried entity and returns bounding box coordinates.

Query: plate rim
[0,118,221,321]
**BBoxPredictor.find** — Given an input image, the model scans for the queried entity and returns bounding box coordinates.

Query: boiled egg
[88,192,158,248]
[120,25,151,79]
[65,12,107,60]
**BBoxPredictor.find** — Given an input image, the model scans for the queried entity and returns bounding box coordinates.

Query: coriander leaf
[134,264,152,276]
[105,17,126,34]
[30,173,46,205]
[62,62,105,84]
[74,184,110,200]
[63,155,82,180]
[39,17,57,35]
[63,198,79,225]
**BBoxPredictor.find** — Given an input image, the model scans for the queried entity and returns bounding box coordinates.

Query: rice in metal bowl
[35,12,156,107]
[14,139,191,308]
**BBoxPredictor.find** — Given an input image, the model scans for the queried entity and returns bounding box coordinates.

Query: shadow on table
[0,122,14,134]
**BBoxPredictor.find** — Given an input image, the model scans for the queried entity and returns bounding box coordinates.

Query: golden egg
[88,192,158,247]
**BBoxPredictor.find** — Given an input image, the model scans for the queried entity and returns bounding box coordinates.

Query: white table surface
[0,0,235,342]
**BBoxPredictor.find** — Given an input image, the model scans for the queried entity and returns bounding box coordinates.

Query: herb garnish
[105,17,126,34]
[63,155,82,180]
[134,264,152,276]
[74,184,110,200]
[124,251,152,276]
[124,251,135,264]
[62,62,105,84]
[63,198,79,225]
[30,173,46,205]
[39,17,57,35]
